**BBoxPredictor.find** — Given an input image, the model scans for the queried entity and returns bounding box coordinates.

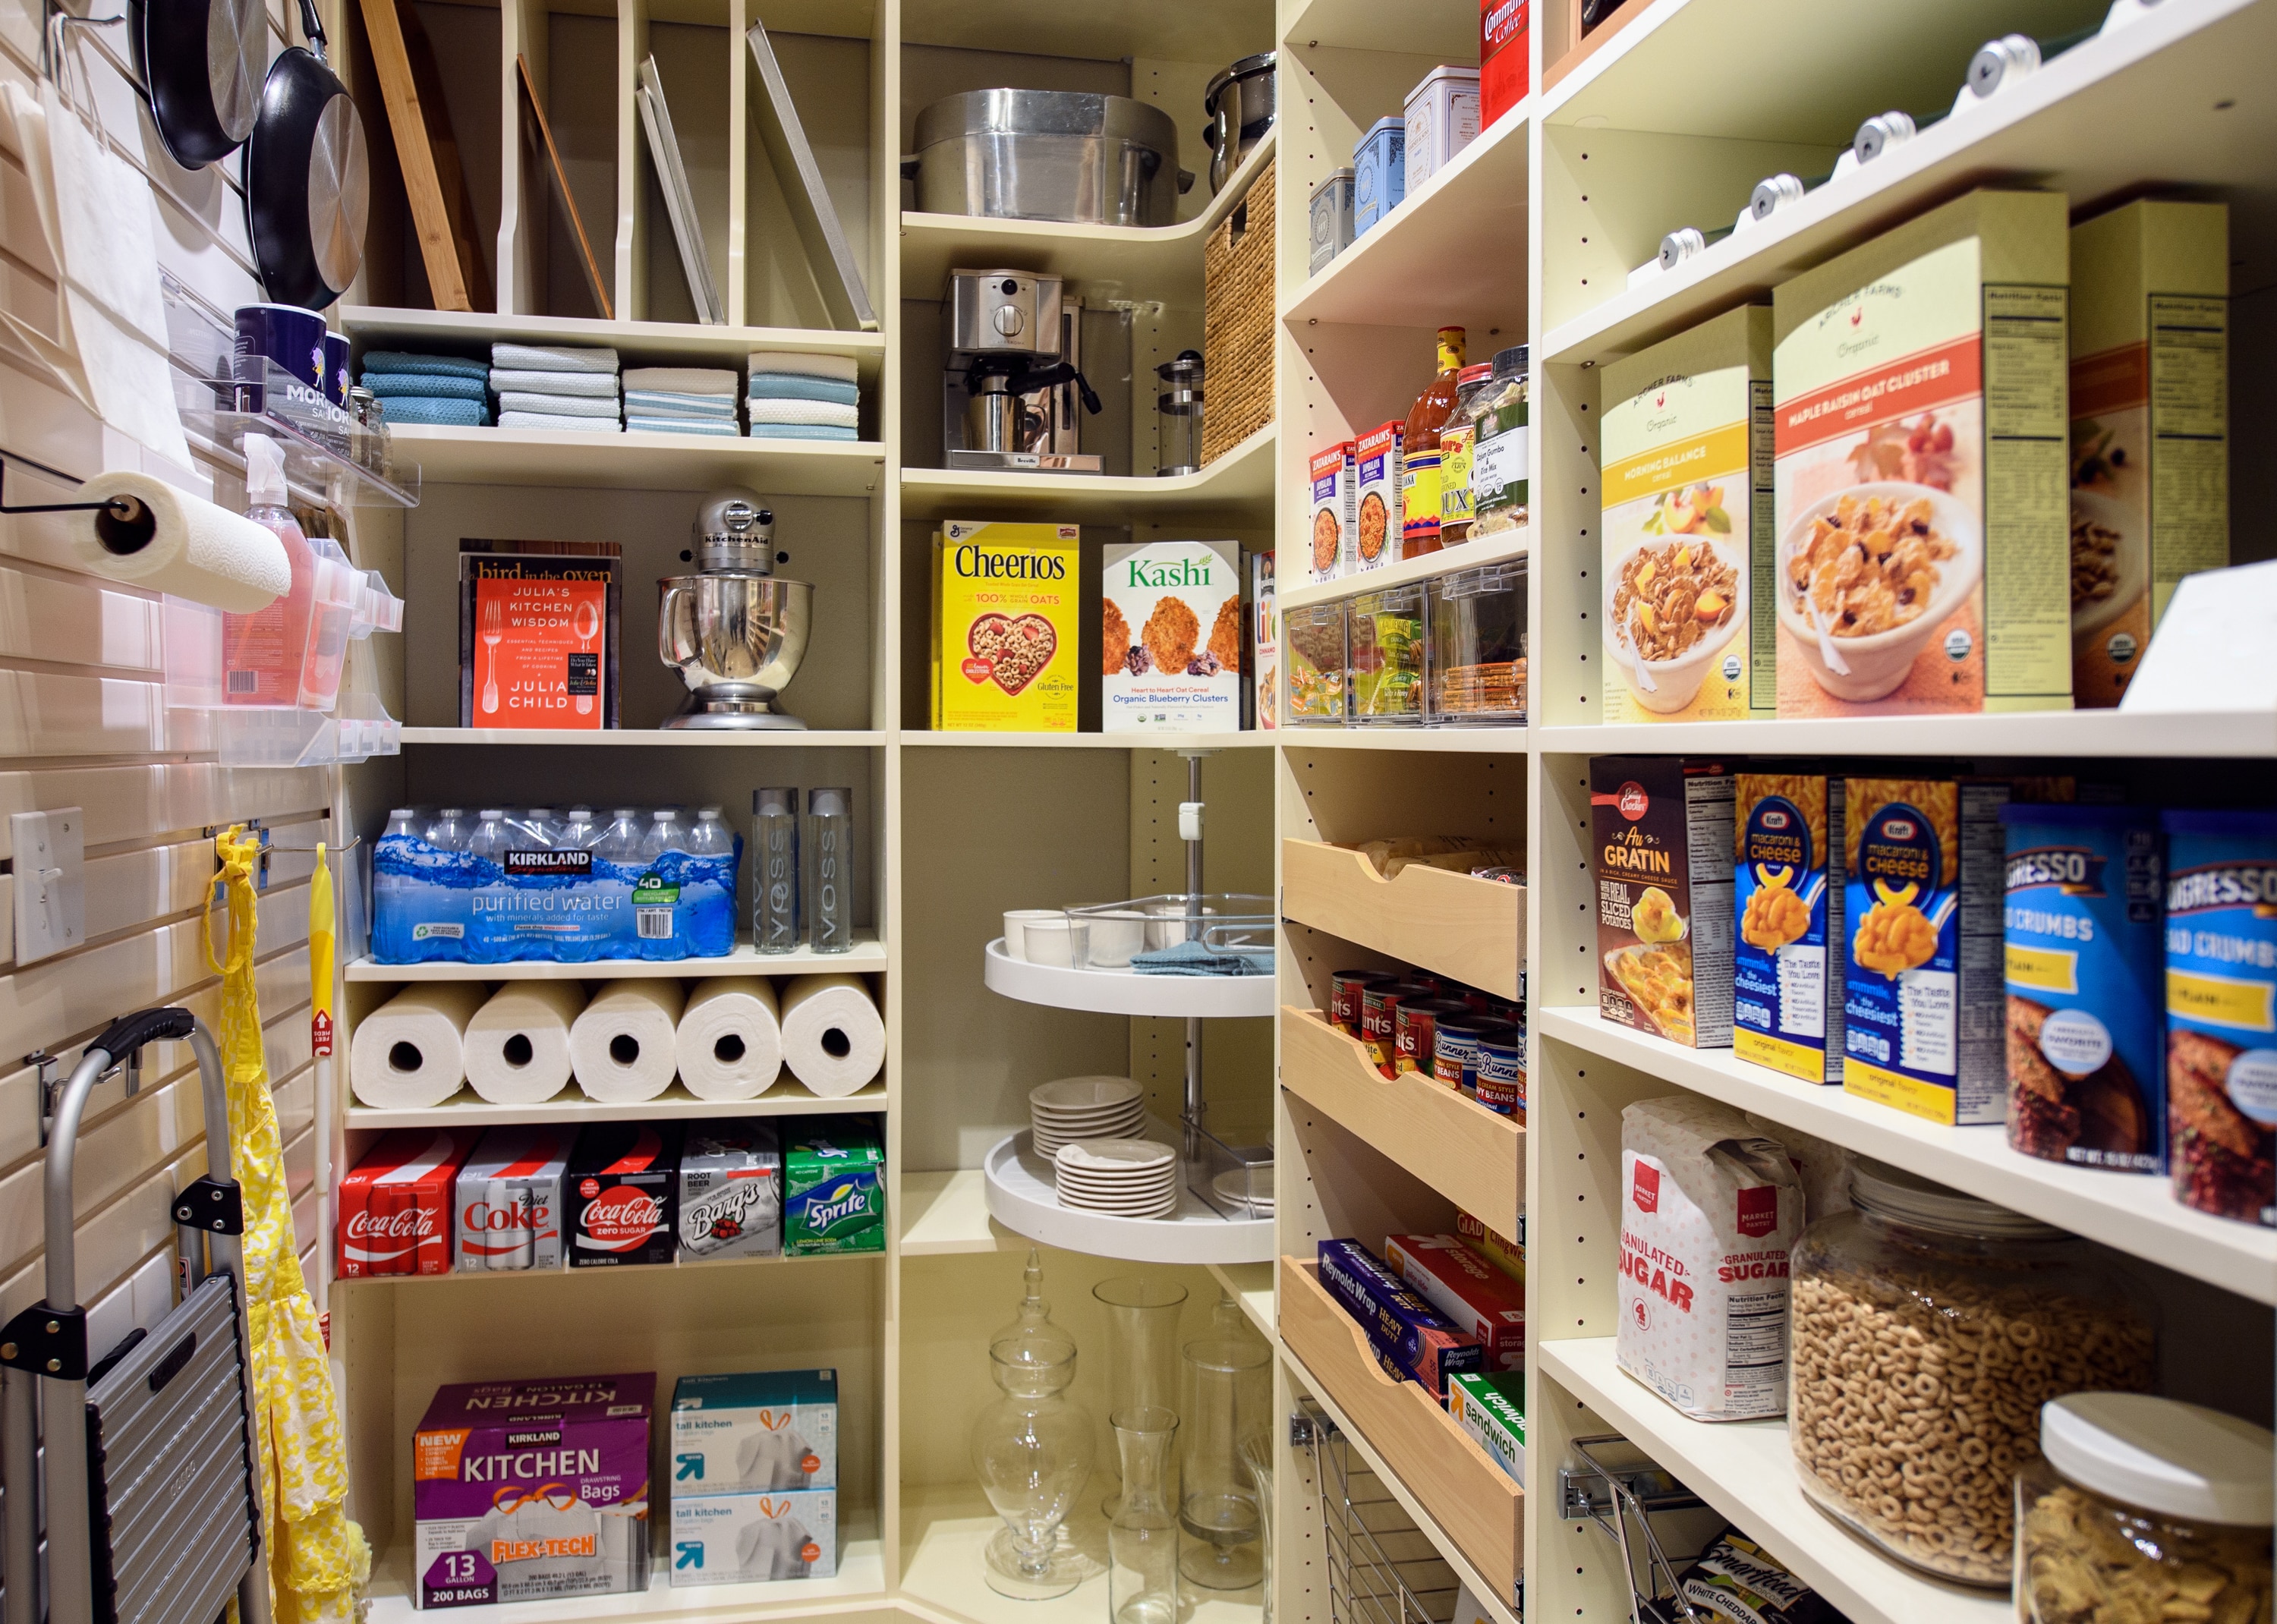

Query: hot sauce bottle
[1401,326,1466,557]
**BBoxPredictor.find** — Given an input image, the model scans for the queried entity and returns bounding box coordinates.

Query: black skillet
[242,0,367,310]
[128,0,266,169]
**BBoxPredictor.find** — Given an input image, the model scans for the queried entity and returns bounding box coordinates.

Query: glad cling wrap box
[413,1373,653,1609]
[1733,770,1845,1084]
[671,1370,836,1491]
[1772,190,2073,717]
[931,521,1080,732]
[1601,306,1774,721]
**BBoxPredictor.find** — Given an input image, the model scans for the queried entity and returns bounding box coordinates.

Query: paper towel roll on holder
[0,458,156,554]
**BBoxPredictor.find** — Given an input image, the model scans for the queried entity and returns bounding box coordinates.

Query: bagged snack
[1101,538,1243,732]
[1674,1531,1843,1624]
[1617,1096,1803,1421]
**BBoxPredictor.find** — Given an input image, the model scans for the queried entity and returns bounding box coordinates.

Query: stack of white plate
[1054,1138,1178,1218]
[1212,1163,1275,1216]
[1030,1076,1145,1158]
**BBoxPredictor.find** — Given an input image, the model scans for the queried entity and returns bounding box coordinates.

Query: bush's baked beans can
[1396,999,1472,1076]
[1431,1012,1492,1092]
[1474,1024,1525,1116]
[1330,969,1397,1037]
[1361,980,1437,1076]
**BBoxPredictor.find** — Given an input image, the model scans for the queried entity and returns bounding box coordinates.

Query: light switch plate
[13,807,84,965]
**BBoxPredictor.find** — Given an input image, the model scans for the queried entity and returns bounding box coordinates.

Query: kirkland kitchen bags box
[458,540,622,729]
[1772,190,2072,718]
[932,521,1080,731]
[1601,306,1774,722]
[413,1373,653,1609]
[1593,758,1737,1048]
[1102,538,1243,732]
[2068,200,2229,706]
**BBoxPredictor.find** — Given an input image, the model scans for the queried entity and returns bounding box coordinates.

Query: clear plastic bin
[1349,586,1425,724]
[1283,600,1349,725]
[1427,565,1527,724]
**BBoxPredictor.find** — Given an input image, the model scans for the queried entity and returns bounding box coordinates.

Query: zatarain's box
[671,1370,837,1492]
[1101,539,1242,732]
[413,1373,653,1609]
[931,521,1080,732]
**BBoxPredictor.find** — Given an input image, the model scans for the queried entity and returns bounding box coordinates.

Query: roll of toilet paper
[779,974,883,1098]
[675,977,783,1101]
[68,470,292,612]
[465,980,586,1104]
[349,983,486,1109]
[570,979,685,1103]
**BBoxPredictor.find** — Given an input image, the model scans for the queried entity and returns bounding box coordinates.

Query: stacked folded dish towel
[746,351,859,442]
[491,342,622,432]
[623,367,739,437]
[356,351,491,427]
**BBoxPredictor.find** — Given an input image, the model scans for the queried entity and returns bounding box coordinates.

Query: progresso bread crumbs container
[2162,810,2277,1226]
[2001,803,2165,1172]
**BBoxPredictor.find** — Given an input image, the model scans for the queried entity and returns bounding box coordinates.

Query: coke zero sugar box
[678,1122,782,1260]
[567,1122,682,1267]
[413,1372,653,1609]
[783,1119,884,1256]
[671,1369,836,1492]
[669,1490,836,1585]
[455,1125,571,1272]
[339,1128,474,1278]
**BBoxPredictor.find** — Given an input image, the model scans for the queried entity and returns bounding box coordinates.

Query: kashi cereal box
[1101,539,1243,732]
[931,521,1080,732]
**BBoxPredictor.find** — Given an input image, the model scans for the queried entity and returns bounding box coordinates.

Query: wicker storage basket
[1201,155,1275,464]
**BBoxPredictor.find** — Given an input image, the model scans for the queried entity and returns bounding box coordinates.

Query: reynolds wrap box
[413,1373,653,1609]
[931,521,1081,732]
[671,1370,837,1492]
[1101,538,1243,732]
[1316,1238,1483,1399]
[670,1490,836,1585]
[2068,200,2229,706]
[1601,306,1774,722]
[1734,770,1847,1084]
[784,1119,885,1255]
[1384,1233,1524,1369]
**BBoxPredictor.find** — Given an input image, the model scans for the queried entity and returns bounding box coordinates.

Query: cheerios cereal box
[2068,200,2228,707]
[1734,770,1845,1084]
[1101,539,1242,733]
[1592,757,1736,1050]
[1601,306,1774,722]
[931,521,1080,732]
[1772,190,2072,718]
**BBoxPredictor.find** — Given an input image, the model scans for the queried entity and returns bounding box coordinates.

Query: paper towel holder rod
[0,458,155,554]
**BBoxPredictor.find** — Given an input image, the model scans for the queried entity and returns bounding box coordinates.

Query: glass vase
[1178,1329,1271,1590]
[1093,1275,1188,1514]
[969,1251,1095,1600]
[1107,1406,1180,1624]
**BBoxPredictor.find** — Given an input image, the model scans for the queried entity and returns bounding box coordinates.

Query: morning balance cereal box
[1734,770,1845,1084]
[1772,190,2072,717]
[1101,539,1242,732]
[1592,757,1736,1050]
[1601,307,1774,722]
[931,521,1079,732]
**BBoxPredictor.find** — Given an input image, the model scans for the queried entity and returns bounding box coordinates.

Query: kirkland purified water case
[670,1370,837,1491]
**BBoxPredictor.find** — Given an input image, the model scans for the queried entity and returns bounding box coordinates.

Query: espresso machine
[657,488,812,729]
[942,267,1103,471]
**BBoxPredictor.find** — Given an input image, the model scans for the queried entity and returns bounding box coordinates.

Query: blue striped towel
[488,368,619,397]
[628,417,740,437]
[374,397,490,427]
[499,411,624,432]
[361,370,489,401]
[747,423,858,442]
[625,391,736,418]
[497,391,620,418]
[492,341,619,374]
[358,351,488,378]
[748,373,858,407]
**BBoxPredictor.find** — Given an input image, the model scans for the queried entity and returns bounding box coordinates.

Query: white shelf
[899,132,1277,309]
[392,426,884,494]
[901,731,1273,751]
[1278,527,1530,612]
[345,1078,886,1130]
[1542,0,2275,365]
[1206,1260,1274,1339]
[339,1247,878,1286]
[982,938,1275,1018]
[1536,1006,2277,1305]
[981,1130,1273,1265]
[1280,0,1477,57]
[1283,102,1531,338]
[347,938,887,981]
[899,1168,1014,1255]
[342,307,886,381]
[399,728,889,748]
[1535,706,2277,759]
[1537,1336,2008,1624]
[900,423,1276,525]
[1277,727,1527,753]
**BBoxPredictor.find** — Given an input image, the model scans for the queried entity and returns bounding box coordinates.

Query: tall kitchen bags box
[931,521,1080,731]
[1601,305,1773,722]
[2068,199,2228,706]
[1101,538,1243,732]
[1772,190,2072,717]
[459,539,622,729]
[413,1373,653,1608]
[671,1369,838,1491]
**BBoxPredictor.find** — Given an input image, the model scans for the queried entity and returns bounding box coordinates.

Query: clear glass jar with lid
[2018,1394,2272,1624]
[1468,345,1529,537]
[1788,1160,2157,1588]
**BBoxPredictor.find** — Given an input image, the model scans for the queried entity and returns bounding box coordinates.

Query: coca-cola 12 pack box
[340,1128,474,1278]
[567,1122,683,1267]
[455,1125,571,1271]
[678,1122,782,1260]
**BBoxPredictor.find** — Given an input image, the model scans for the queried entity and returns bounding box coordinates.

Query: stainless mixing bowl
[657,573,813,727]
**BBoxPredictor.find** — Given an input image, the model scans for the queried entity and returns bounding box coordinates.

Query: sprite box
[784,1119,885,1255]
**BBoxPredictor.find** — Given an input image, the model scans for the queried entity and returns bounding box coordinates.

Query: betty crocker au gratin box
[1592,757,1737,1050]
[931,521,1080,732]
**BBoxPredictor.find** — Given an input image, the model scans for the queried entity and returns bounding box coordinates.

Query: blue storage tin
[1353,117,1406,236]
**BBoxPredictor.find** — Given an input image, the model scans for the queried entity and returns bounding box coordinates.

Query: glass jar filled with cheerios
[1789,1159,2156,1588]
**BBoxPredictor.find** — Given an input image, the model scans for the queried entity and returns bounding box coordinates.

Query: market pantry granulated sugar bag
[1772,190,2073,718]
[1101,537,1243,732]
[1617,1096,1803,1421]
[1601,305,1774,721]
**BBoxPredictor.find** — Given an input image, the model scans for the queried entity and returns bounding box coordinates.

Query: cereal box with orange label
[1592,757,1736,1050]
[1103,538,1242,732]
[1772,190,2072,717]
[931,521,1080,732]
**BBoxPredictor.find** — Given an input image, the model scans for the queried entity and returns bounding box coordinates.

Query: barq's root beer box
[1733,770,1845,1084]
[1102,538,1243,732]
[1772,190,2072,718]
[1601,305,1774,722]
[931,521,1080,732]
[1592,758,1737,1049]
[458,539,622,729]
[2068,200,2229,707]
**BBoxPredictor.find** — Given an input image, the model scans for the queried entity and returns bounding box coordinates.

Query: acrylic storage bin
[1428,565,1527,724]
[1350,585,1426,725]
[1283,600,1349,725]
[1352,118,1406,236]
[1403,65,1481,190]
[1309,168,1356,275]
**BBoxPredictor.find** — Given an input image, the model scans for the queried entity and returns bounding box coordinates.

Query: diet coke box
[679,1121,782,1260]
[413,1371,653,1608]
[566,1122,682,1268]
[455,1125,572,1272]
[339,1128,474,1277]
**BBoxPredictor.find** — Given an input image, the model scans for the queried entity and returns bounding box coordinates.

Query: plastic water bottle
[425,807,470,850]
[558,806,600,849]
[515,807,557,847]
[686,805,734,857]
[806,787,854,954]
[639,808,682,863]
[468,810,511,858]
[751,788,799,954]
[385,807,418,841]
[593,808,644,864]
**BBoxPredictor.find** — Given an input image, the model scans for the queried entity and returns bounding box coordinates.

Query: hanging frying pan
[128,0,266,168]
[243,0,367,310]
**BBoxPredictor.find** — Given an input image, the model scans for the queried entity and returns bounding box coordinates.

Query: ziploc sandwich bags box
[669,1490,836,1585]
[1447,1371,1524,1485]
[671,1370,837,1492]
[1734,768,1846,1084]
[932,521,1080,731]
[413,1373,653,1609]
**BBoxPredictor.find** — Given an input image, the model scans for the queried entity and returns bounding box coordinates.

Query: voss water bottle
[806,788,853,954]
[752,788,799,953]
